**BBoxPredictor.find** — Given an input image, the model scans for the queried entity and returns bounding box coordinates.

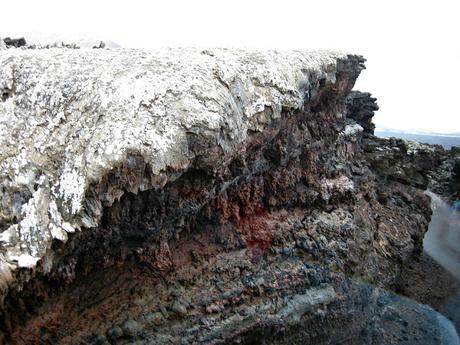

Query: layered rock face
[0,47,458,344]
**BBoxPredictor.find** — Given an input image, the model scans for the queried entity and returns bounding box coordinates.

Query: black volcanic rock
[362,136,445,188]
[430,147,460,200]
[345,91,379,135]
[2,37,26,48]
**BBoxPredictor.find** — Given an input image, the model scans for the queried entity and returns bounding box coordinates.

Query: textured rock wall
[344,91,378,135]
[429,147,460,201]
[0,48,348,274]
[0,47,457,344]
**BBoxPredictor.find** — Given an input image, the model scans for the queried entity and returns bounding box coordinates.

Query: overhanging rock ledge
[0,48,359,276]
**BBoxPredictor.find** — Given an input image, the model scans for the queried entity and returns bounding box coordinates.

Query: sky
[1,0,459,133]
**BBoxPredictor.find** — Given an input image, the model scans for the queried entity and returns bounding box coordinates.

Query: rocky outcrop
[362,129,460,199]
[429,147,460,201]
[1,38,27,49]
[345,91,379,135]
[350,90,458,198]
[362,136,445,188]
[0,47,457,344]
[0,47,355,274]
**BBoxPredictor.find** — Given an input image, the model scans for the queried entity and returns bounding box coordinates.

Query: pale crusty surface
[0,47,347,281]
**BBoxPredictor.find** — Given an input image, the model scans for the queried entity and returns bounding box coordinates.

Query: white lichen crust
[0,47,349,282]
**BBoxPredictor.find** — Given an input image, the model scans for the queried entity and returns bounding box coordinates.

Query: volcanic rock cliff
[0,46,458,344]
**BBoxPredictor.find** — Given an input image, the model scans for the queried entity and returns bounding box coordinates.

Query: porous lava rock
[0,46,458,344]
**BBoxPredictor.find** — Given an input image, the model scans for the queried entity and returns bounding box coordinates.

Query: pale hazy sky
[1,0,459,133]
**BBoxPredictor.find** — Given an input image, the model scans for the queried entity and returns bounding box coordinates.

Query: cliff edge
[0,46,457,344]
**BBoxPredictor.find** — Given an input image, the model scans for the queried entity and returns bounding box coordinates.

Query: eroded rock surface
[345,91,379,136]
[429,147,460,201]
[0,47,458,344]
[0,47,349,273]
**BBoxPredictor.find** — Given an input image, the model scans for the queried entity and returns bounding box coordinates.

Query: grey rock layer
[0,48,349,285]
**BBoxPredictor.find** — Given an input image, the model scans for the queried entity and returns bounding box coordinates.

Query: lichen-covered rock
[0,48,351,275]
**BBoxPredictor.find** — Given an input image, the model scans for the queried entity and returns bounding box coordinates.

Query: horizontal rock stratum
[0,46,458,344]
[0,48,352,273]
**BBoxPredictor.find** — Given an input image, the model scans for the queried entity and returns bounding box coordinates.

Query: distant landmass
[375,129,460,149]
